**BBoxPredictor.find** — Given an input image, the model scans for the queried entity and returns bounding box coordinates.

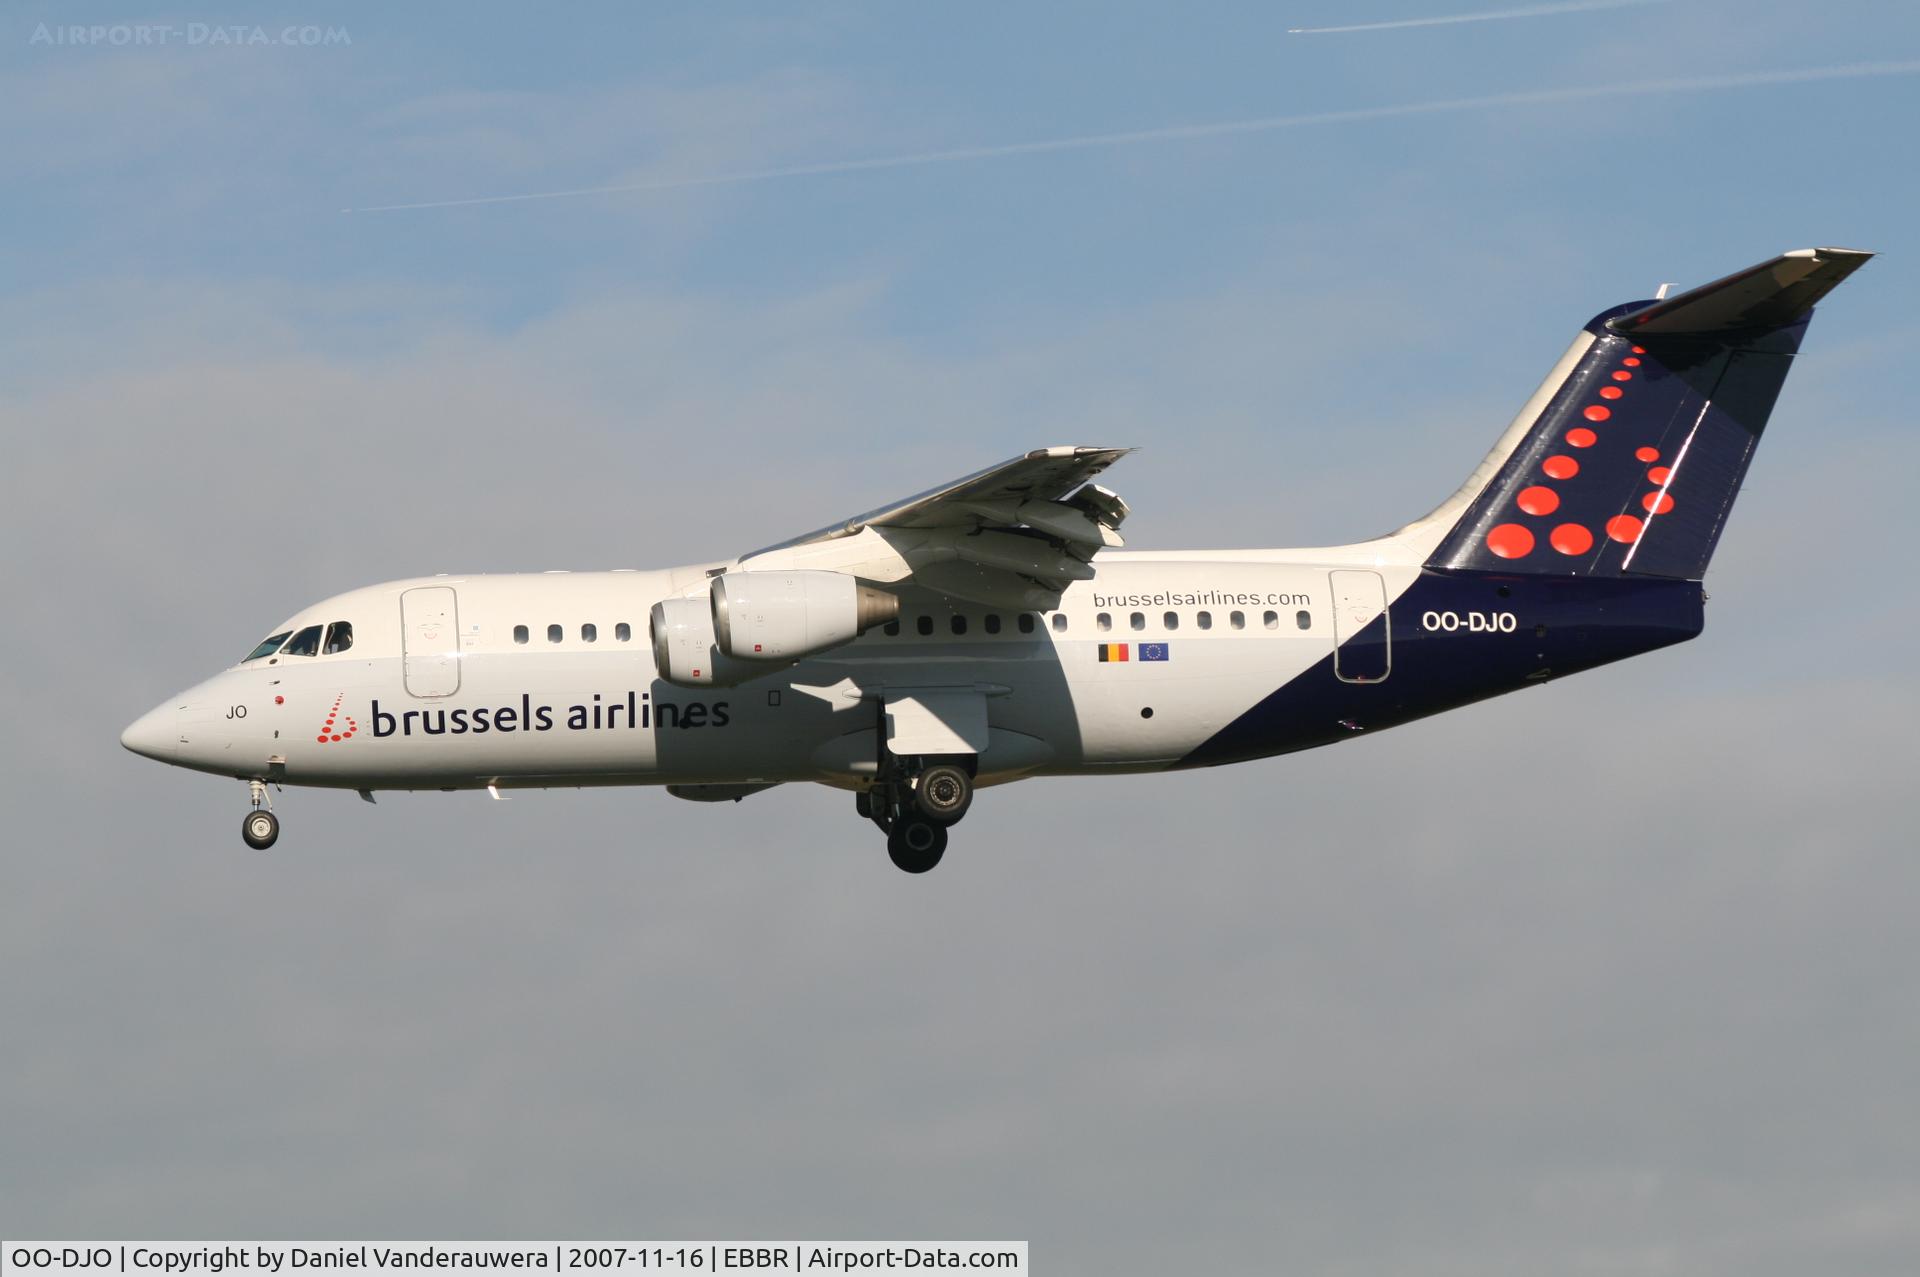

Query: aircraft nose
[120,700,179,761]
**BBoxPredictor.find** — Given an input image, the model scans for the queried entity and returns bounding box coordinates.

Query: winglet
[1607,247,1874,338]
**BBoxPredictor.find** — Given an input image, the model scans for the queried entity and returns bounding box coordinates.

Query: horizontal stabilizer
[1608,247,1874,338]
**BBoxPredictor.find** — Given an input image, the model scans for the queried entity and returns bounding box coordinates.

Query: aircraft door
[1330,569,1390,683]
[401,586,462,698]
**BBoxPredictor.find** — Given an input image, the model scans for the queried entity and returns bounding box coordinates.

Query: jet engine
[650,598,759,688]
[711,571,899,661]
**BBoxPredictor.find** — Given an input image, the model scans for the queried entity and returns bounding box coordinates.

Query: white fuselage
[124,550,1420,793]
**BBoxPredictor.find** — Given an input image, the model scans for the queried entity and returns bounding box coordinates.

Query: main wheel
[887,817,947,874]
[242,809,279,850]
[913,763,973,825]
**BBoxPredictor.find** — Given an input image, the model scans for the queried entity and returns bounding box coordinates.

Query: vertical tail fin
[1426,248,1872,579]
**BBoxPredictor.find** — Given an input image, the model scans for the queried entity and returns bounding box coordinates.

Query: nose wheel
[242,808,280,850]
[241,777,279,850]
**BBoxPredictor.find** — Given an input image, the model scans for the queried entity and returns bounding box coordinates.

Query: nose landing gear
[860,757,973,873]
[241,777,279,850]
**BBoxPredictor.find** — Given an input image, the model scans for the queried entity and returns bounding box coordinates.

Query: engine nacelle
[711,570,899,661]
[649,598,761,688]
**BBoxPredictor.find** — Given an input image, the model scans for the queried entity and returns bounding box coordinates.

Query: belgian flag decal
[1097,643,1129,662]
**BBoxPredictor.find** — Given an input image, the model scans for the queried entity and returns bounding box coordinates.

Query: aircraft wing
[738,445,1135,610]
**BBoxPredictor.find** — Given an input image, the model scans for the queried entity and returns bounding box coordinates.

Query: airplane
[122,247,1871,872]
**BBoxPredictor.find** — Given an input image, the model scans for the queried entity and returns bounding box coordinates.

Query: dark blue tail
[1429,248,1872,580]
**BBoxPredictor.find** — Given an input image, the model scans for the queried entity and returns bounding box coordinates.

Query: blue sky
[10,1,1920,338]
[5,4,1920,1272]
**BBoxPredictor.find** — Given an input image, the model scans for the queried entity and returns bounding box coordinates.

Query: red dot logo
[1583,404,1611,422]
[1631,345,1647,354]
[1550,523,1594,555]
[1486,523,1535,559]
[1622,357,1641,367]
[1542,455,1579,480]
[1567,427,1597,448]
[1643,491,1676,514]
[1517,485,1560,516]
[314,694,358,743]
[1635,446,1659,462]
[1647,465,1672,484]
[1612,370,1633,382]
[1606,514,1644,543]
[1599,386,1623,400]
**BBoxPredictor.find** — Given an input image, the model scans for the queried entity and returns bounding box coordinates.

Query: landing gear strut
[242,778,279,850]
[861,756,974,873]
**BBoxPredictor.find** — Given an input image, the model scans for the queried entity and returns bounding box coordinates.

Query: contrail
[343,60,1920,214]
[1288,0,1671,36]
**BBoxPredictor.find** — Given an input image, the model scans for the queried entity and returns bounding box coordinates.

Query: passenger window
[244,631,292,662]
[615,622,631,642]
[547,624,562,643]
[582,623,597,643]
[1263,611,1279,630]
[323,621,354,655]
[1163,611,1179,631]
[1051,613,1068,633]
[1129,612,1145,632]
[1296,610,1311,630]
[1097,612,1112,632]
[950,615,967,636]
[984,614,1002,635]
[1230,611,1246,630]
[1018,614,1036,634]
[917,616,934,637]
[1197,611,1212,630]
[884,620,900,637]
[281,625,322,657]
[513,625,529,645]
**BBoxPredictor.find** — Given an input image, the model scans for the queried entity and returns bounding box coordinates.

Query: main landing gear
[241,777,279,850]
[858,758,975,874]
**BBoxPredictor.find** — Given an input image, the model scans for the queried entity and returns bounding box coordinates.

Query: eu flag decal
[1138,642,1171,662]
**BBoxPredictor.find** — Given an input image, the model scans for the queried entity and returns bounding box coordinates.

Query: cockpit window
[281,625,323,657]
[323,621,354,655]
[243,631,292,662]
